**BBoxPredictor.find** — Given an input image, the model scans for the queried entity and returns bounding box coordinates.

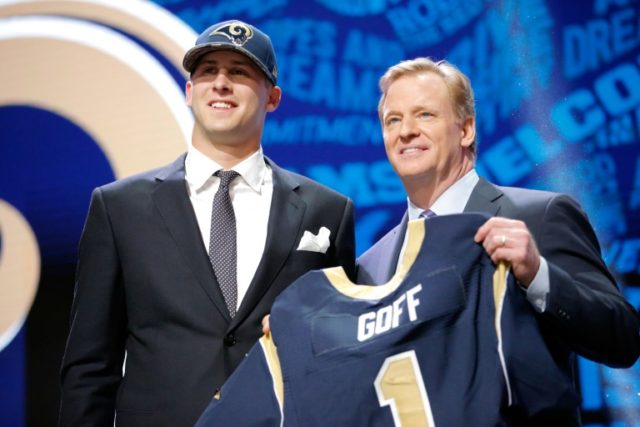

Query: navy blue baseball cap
[183,20,278,85]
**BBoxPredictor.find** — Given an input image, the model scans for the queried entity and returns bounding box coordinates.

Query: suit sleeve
[59,188,127,426]
[332,197,356,281]
[538,194,640,367]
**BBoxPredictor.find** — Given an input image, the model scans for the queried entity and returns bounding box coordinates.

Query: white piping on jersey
[494,262,513,406]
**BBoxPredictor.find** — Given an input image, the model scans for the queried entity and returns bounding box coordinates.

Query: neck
[191,129,260,169]
[404,161,474,210]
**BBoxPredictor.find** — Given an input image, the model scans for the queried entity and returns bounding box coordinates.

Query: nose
[399,117,419,141]
[212,72,231,93]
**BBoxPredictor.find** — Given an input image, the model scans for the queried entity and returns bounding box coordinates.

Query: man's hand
[474,217,541,288]
[262,314,271,335]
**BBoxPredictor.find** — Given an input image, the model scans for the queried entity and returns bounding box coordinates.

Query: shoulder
[489,182,591,234]
[498,184,559,204]
[97,154,185,195]
[493,183,580,215]
[89,154,186,212]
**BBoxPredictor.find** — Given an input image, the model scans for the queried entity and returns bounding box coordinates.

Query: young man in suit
[357,57,640,425]
[59,20,355,427]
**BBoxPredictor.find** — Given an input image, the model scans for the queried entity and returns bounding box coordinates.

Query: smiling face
[381,71,475,201]
[185,50,281,164]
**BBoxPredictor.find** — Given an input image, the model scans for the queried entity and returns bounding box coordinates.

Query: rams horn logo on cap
[212,22,253,46]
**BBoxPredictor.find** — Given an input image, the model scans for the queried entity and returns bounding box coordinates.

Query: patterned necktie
[421,209,437,219]
[209,170,240,318]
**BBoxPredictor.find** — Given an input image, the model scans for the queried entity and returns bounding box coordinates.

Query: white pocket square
[296,226,331,254]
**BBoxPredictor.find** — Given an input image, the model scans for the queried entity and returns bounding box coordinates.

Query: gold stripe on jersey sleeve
[493,261,508,319]
[493,261,513,405]
[259,333,284,411]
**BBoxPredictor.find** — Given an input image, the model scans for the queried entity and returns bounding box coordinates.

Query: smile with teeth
[401,147,425,154]
[209,101,234,109]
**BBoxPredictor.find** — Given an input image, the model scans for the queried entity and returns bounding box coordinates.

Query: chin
[397,167,433,182]
[206,125,238,134]
[393,161,430,177]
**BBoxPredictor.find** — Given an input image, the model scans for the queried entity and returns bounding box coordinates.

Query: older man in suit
[59,20,355,427]
[357,57,639,425]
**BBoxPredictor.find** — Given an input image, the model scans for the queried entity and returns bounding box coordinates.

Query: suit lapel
[152,154,232,322]
[231,159,305,328]
[463,177,504,216]
[356,212,408,285]
[383,213,409,283]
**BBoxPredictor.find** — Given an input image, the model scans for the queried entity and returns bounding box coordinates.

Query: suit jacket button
[224,334,236,346]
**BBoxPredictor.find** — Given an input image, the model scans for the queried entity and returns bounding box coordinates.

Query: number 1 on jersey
[374,350,435,427]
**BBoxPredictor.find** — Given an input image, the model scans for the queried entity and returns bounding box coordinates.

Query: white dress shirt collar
[185,145,268,194]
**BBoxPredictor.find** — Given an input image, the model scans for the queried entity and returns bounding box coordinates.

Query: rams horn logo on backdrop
[212,22,254,46]
[0,0,196,351]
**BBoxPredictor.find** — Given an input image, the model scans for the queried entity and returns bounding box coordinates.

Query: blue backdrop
[0,0,638,425]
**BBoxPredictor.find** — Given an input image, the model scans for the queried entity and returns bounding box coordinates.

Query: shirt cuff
[525,256,550,313]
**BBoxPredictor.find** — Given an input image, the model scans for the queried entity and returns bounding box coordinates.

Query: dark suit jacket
[59,154,356,427]
[357,177,640,426]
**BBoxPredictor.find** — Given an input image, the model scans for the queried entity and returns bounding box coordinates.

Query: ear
[265,85,282,112]
[185,80,193,107]
[460,116,476,148]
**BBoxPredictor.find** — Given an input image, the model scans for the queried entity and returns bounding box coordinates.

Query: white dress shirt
[398,169,550,312]
[185,146,273,311]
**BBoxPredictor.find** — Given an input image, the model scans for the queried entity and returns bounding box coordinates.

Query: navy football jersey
[196,213,520,427]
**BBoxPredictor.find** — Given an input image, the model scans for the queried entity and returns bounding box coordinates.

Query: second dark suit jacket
[357,177,640,426]
[59,154,356,427]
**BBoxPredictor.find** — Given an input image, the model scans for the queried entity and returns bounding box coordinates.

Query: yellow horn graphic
[0,200,41,351]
